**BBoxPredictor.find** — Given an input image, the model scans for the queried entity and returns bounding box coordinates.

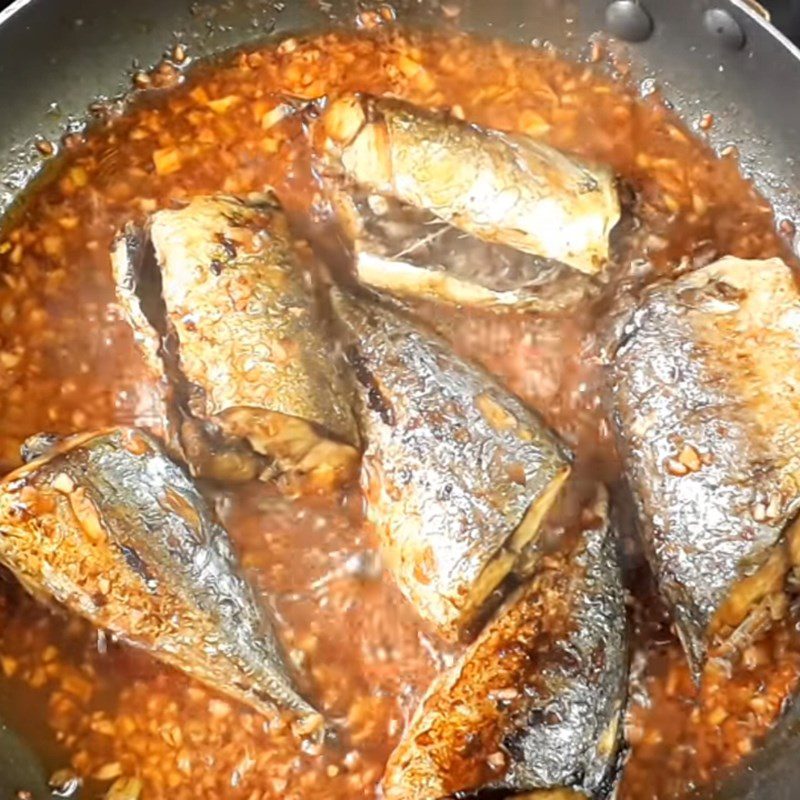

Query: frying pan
[0,0,799,798]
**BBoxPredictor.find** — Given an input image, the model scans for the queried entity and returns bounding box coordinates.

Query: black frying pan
[0,1,799,798]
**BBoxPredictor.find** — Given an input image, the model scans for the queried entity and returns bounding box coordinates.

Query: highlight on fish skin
[331,287,572,641]
[381,488,628,800]
[610,256,800,676]
[0,428,322,733]
[316,93,620,274]
[111,193,360,492]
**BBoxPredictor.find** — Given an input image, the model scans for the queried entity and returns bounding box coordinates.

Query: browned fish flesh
[610,256,800,674]
[332,189,598,313]
[0,428,321,731]
[112,194,360,490]
[382,489,627,800]
[331,288,571,640]
[317,94,620,273]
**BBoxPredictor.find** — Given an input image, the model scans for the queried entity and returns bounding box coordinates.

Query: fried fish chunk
[112,194,359,490]
[382,489,627,800]
[332,190,597,313]
[610,256,800,674]
[317,94,620,273]
[331,288,571,640]
[0,428,321,731]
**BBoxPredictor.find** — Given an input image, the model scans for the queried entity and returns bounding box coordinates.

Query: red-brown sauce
[0,26,798,800]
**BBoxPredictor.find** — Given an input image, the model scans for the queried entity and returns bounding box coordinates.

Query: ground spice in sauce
[0,27,798,800]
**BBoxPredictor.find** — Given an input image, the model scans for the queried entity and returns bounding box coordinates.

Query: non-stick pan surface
[1,1,799,798]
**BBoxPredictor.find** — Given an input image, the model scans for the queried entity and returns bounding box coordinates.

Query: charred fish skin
[382,490,628,800]
[112,223,169,383]
[331,289,571,641]
[0,428,320,729]
[331,190,598,313]
[610,256,800,674]
[111,194,360,490]
[317,94,620,274]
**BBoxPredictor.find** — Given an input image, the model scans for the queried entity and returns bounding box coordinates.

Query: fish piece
[331,289,571,640]
[332,190,598,312]
[0,428,321,731]
[382,489,628,800]
[610,256,800,674]
[112,194,360,490]
[317,94,620,273]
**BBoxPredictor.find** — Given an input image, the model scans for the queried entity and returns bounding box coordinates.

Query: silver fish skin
[317,94,620,274]
[382,489,628,800]
[112,194,360,491]
[0,428,321,731]
[331,289,571,641]
[610,256,800,675]
[333,190,598,313]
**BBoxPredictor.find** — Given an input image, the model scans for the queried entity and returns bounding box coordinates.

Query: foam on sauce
[0,27,798,800]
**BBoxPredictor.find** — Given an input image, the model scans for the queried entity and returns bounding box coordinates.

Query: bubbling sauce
[0,26,797,800]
